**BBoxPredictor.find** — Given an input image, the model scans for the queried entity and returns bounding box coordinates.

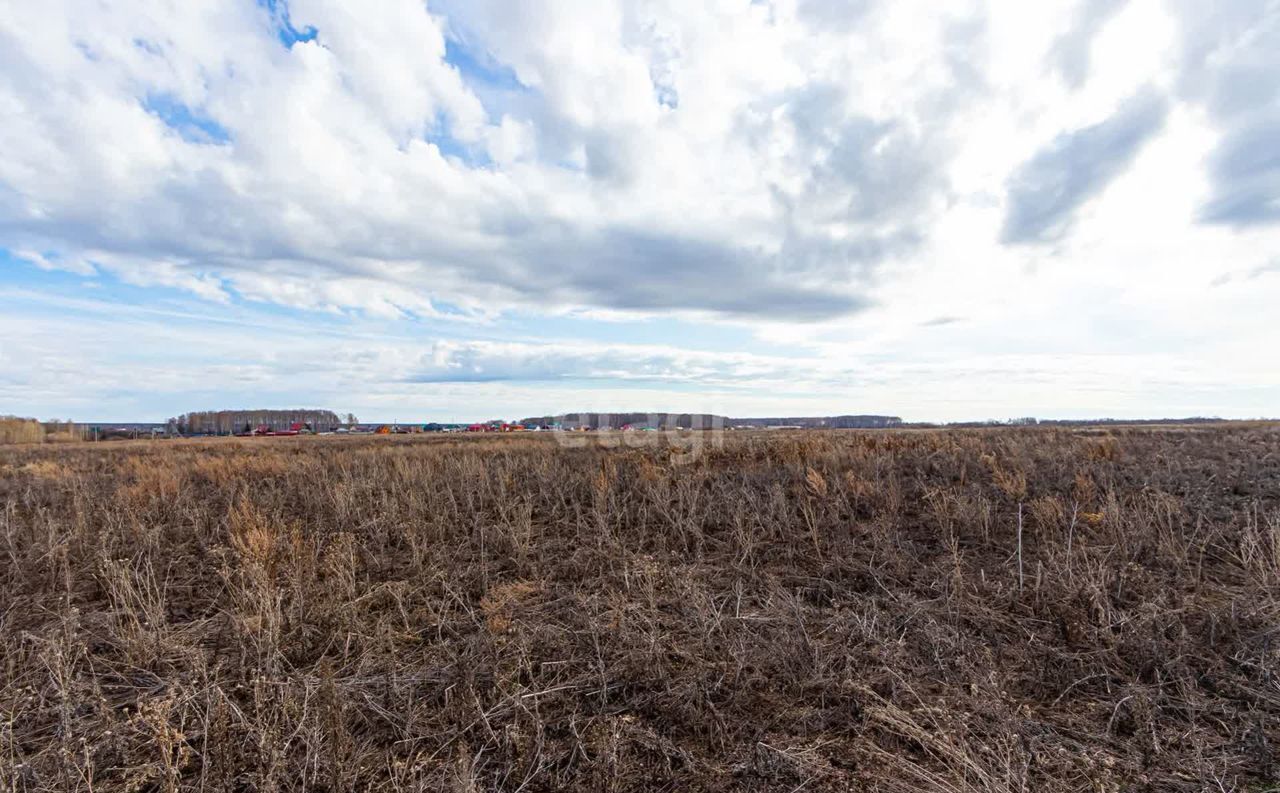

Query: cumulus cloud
[1211,258,1280,287]
[1172,3,1280,227]
[1000,87,1168,245]
[407,339,861,387]
[1199,117,1280,226]
[1048,0,1128,89]
[0,0,989,322]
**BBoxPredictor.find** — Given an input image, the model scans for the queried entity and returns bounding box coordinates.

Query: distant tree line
[0,416,44,444]
[519,413,730,430]
[518,413,905,430]
[731,415,903,429]
[169,410,344,435]
[0,416,85,444]
[911,417,1231,429]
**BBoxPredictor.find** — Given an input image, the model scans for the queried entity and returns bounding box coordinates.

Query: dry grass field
[1,427,1278,791]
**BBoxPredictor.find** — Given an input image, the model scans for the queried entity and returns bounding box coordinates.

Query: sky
[1,0,1278,423]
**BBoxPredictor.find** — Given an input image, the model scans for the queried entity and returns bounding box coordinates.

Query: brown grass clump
[1085,434,1123,462]
[480,580,543,635]
[117,455,184,504]
[19,460,71,480]
[228,495,279,568]
[1,426,1278,791]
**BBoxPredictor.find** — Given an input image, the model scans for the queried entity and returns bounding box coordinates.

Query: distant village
[8,411,906,443]
[156,410,909,437]
[161,410,557,438]
[53,411,909,440]
[2,410,1239,444]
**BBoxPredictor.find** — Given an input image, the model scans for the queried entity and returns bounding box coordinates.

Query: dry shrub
[1238,508,1280,585]
[843,469,876,501]
[981,452,1028,501]
[804,467,828,498]
[1081,510,1106,526]
[42,429,84,444]
[129,693,195,793]
[19,460,71,480]
[479,580,542,635]
[229,495,278,569]
[117,455,183,503]
[1029,494,1066,531]
[860,688,1030,793]
[993,467,1027,501]
[635,455,665,485]
[1072,471,1098,505]
[1085,435,1122,462]
[192,450,293,486]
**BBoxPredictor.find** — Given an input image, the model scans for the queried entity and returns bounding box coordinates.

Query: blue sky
[1,0,1278,422]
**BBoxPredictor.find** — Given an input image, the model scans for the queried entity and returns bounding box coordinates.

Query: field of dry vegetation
[1,427,1278,791]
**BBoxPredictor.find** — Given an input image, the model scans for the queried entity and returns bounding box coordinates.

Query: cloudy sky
[1,0,1277,422]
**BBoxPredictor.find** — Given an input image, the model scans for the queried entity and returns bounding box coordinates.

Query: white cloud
[1001,86,1169,244]
[0,0,990,319]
